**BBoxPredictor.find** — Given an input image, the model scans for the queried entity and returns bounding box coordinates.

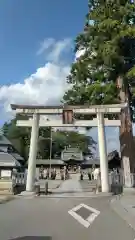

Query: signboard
[1,170,11,178]
[62,110,74,124]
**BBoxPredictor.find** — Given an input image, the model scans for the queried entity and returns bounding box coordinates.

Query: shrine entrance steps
[52,178,97,195]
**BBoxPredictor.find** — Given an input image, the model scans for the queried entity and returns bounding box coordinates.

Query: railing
[12,172,27,185]
[11,171,135,190]
[109,172,123,185]
[109,172,135,187]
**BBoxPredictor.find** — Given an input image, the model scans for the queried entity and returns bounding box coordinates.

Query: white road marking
[87,213,99,224]
[81,203,100,215]
[68,203,100,228]
[68,209,90,228]
[70,203,83,212]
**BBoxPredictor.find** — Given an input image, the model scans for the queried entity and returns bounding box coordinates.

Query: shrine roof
[35,159,64,166]
[0,152,21,167]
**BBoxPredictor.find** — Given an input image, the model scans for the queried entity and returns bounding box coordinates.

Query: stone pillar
[97,112,109,193]
[26,113,39,192]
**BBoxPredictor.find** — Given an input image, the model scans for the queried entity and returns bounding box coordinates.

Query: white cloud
[0,63,70,119]
[75,49,85,61]
[37,38,55,55]
[0,42,91,122]
[37,38,72,63]
[48,38,72,62]
[0,38,72,121]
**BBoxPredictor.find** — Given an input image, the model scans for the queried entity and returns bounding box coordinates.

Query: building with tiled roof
[0,129,24,167]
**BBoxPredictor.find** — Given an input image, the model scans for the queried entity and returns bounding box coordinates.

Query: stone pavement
[0,196,135,239]
[48,179,112,198]
[0,178,135,239]
[0,195,14,204]
[39,179,62,191]
[0,177,135,240]
[111,193,135,230]
[54,178,83,193]
[48,178,92,198]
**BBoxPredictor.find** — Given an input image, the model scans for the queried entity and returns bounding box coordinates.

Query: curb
[36,192,113,199]
[110,195,135,231]
[0,196,14,204]
[17,183,62,198]
[40,182,62,191]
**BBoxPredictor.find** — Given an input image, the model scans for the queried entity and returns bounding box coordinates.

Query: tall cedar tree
[63,0,135,172]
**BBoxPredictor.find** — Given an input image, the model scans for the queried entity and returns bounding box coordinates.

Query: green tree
[38,127,52,158]
[2,118,52,160]
[38,129,96,158]
[64,0,135,104]
[63,0,135,171]
[3,118,30,161]
[51,130,96,157]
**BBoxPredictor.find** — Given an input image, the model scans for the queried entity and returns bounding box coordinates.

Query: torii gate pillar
[97,112,109,192]
[26,113,39,192]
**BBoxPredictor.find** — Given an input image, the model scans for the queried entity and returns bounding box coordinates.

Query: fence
[11,171,135,190]
[12,172,27,185]
[109,172,123,185]
[109,172,135,187]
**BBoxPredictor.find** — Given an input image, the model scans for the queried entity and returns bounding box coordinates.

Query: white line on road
[68,209,90,228]
[68,203,100,228]
[81,203,100,215]
[69,203,83,212]
[87,213,99,224]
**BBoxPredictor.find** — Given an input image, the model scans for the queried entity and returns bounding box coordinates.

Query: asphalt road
[0,196,135,240]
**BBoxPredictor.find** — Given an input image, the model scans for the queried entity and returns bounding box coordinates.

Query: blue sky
[0,0,125,154]
[0,0,87,85]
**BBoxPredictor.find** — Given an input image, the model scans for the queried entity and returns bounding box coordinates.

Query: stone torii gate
[11,103,127,193]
